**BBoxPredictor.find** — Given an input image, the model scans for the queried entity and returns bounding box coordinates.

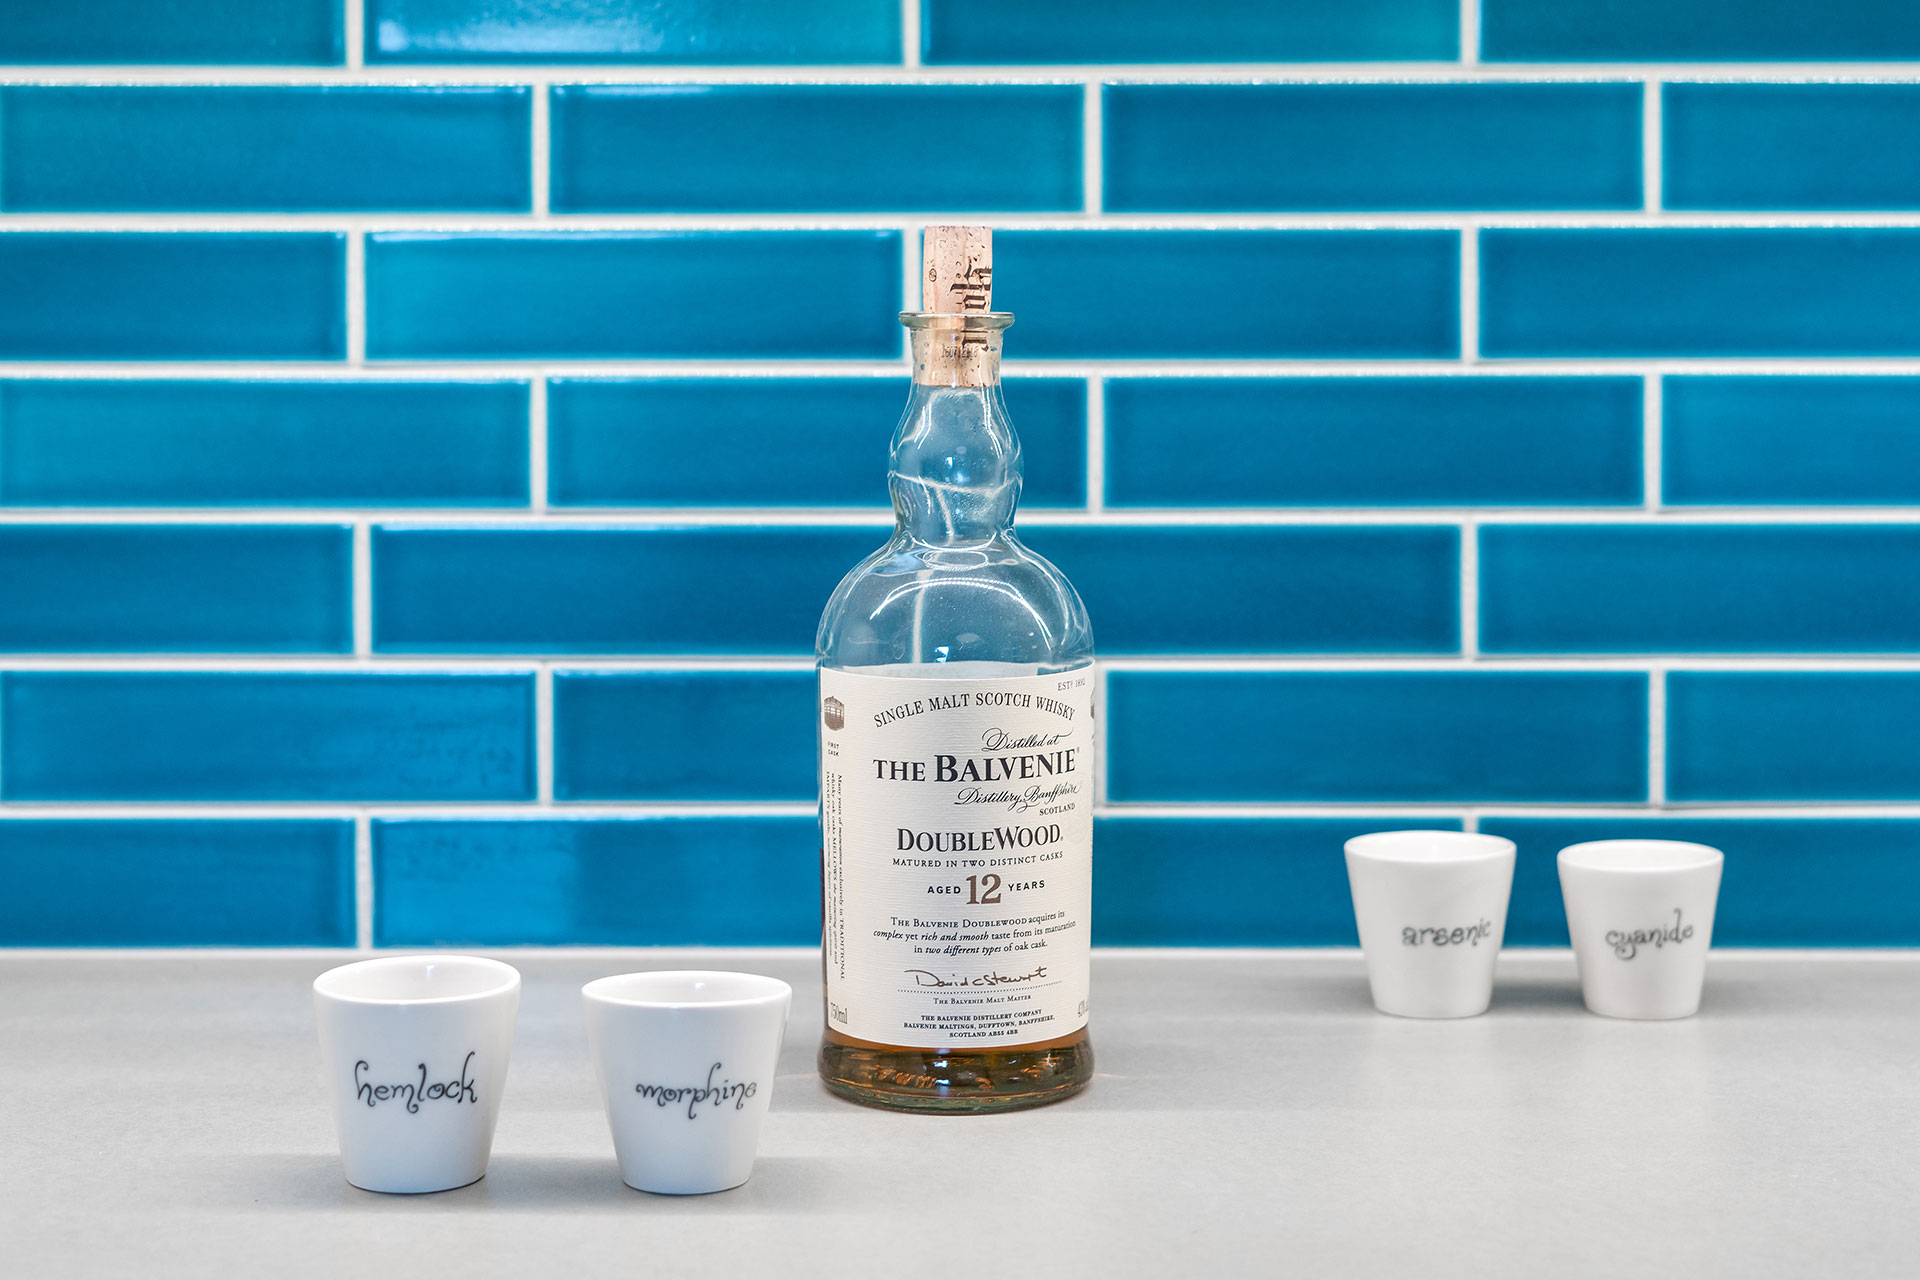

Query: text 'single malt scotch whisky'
[815,226,1096,1112]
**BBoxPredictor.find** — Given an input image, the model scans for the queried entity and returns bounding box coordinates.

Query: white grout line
[14,358,1920,379]
[353,813,373,950]
[19,211,1920,231]
[351,521,372,657]
[1460,0,1480,65]
[11,653,1920,672]
[1084,376,1105,512]
[1643,79,1663,212]
[4,506,1920,525]
[536,665,555,803]
[1082,82,1102,215]
[529,374,549,511]
[343,230,366,364]
[1462,809,1480,831]
[1643,373,1663,509]
[344,0,364,69]
[1460,519,1479,658]
[530,84,551,215]
[8,65,1920,85]
[1459,224,1478,362]
[8,799,1920,820]
[900,0,921,68]
[1648,668,1667,805]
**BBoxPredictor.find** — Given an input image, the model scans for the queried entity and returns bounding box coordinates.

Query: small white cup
[1345,830,1517,1018]
[1559,840,1723,1020]
[582,970,792,1196]
[312,955,520,1194]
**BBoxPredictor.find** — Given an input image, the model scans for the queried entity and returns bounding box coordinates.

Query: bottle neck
[890,324,1020,545]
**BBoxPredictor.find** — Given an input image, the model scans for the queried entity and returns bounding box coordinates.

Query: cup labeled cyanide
[1559,840,1724,1020]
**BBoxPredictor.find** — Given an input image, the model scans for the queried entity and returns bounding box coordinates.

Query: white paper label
[819,664,1094,1049]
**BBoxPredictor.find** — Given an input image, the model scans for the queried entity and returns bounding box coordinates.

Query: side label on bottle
[819,665,1094,1049]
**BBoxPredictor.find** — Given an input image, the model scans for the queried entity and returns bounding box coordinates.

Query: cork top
[923,224,993,312]
[911,226,1006,386]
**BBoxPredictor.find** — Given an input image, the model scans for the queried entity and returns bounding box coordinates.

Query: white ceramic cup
[582,970,792,1195]
[312,955,520,1193]
[1558,840,1723,1020]
[1344,830,1517,1018]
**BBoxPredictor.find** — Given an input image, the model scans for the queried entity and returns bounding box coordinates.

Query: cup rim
[1557,839,1724,872]
[1344,829,1516,864]
[313,953,521,1006]
[582,969,793,1011]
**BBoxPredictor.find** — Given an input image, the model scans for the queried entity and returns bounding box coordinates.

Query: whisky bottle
[816,226,1095,1113]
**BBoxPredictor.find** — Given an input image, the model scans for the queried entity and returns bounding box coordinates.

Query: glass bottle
[815,238,1095,1113]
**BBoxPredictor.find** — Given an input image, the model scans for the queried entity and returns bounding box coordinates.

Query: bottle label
[819,665,1094,1049]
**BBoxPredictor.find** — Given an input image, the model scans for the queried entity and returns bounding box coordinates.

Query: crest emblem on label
[821,696,845,731]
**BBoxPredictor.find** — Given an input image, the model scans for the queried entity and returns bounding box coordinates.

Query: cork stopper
[916,225,999,385]
[924,224,993,312]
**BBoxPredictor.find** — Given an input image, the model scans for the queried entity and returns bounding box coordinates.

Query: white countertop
[2,949,1916,1278]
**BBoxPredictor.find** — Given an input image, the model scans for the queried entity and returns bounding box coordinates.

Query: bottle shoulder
[817,530,1093,669]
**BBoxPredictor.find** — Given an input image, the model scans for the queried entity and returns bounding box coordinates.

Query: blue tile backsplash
[922,0,1458,63]
[3,5,1918,948]
[0,380,529,507]
[0,234,344,360]
[365,0,900,64]
[1104,84,1642,212]
[365,231,901,359]
[0,0,342,65]
[552,85,1081,213]
[1664,84,1920,212]
[0,87,530,212]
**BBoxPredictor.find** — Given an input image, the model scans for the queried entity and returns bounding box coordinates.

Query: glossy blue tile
[0,821,353,946]
[0,0,341,64]
[366,232,900,359]
[0,525,349,652]
[1666,84,1920,211]
[1107,671,1648,802]
[374,525,876,654]
[1481,229,1920,358]
[1029,526,1459,654]
[1482,817,1920,947]
[1667,673,1920,801]
[0,234,344,360]
[1482,0,1920,60]
[924,0,1455,62]
[547,377,1085,508]
[1481,524,1920,654]
[1664,377,1920,506]
[0,381,528,507]
[1094,817,1463,946]
[997,231,1458,359]
[1106,84,1640,213]
[554,670,814,801]
[373,818,816,945]
[1104,377,1641,507]
[2,673,534,801]
[367,0,897,62]
[374,524,1456,655]
[552,85,1078,213]
[0,87,529,213]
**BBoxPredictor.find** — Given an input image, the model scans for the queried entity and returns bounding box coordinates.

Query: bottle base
[817,1034,1093,1114]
